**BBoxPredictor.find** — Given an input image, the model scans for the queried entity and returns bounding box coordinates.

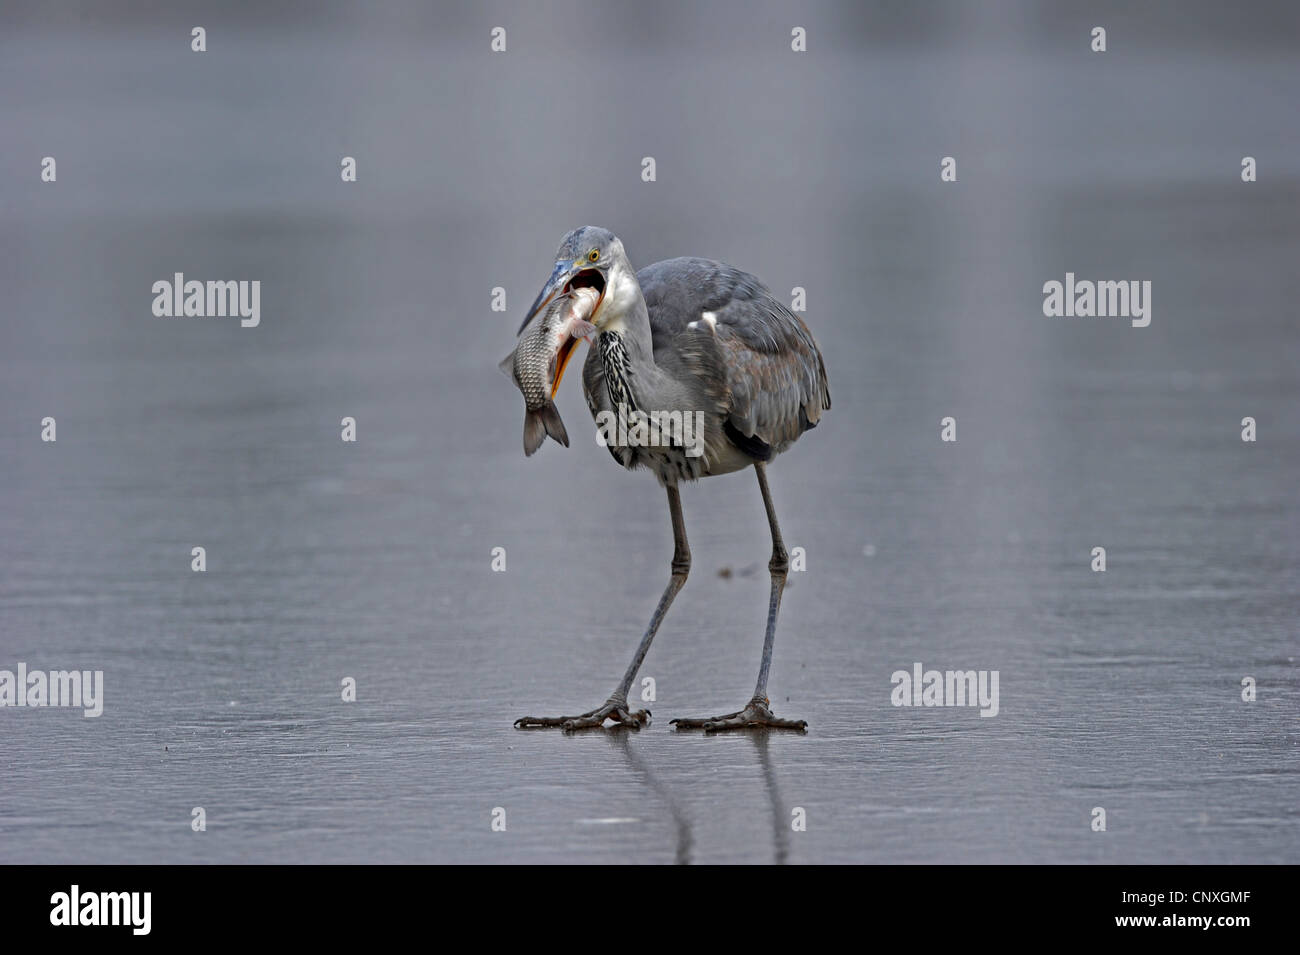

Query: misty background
[1,1,1297,863]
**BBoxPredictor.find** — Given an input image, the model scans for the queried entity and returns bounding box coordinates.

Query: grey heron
[513,226,830,732]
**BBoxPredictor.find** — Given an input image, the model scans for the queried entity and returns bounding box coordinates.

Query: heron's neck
[597,263,654,356]
[598,330,639,415]
[597,281,655,413]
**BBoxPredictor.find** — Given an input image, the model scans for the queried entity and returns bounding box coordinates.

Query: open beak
[517,260,608,334]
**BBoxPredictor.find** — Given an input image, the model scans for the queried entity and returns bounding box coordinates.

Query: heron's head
[520,226,639,339]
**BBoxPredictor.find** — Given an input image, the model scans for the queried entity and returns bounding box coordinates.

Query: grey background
[1,1,1296,863]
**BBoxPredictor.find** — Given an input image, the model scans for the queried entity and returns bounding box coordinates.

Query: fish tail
[524,402,569,455]
[523,409,547,456]
[540,401,569,448]
[523,401,569,457]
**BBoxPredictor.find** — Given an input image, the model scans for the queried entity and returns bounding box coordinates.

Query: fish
[500,286,601,456]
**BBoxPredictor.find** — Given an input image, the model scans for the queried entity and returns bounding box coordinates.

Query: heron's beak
[518,261,579,336]
[518,260,609,335]
[551,335,580,399]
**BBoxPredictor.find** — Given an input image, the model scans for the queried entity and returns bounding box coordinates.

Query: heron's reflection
[605,732,693,865]
[604,728,793,865]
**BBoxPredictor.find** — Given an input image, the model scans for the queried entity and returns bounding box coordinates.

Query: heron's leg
[515,485,690,731]
[671,462,807,733]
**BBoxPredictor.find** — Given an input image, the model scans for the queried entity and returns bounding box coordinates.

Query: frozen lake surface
[1,4,1297,863]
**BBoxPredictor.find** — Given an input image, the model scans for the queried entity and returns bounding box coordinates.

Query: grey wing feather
[639,258,831,457]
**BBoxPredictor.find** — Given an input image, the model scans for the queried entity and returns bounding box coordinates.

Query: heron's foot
[670,697,807,733]
[514,697,649,731]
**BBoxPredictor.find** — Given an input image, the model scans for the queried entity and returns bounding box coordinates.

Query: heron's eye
[588,249,600,263]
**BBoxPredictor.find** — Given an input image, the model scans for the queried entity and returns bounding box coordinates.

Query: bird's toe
[672,702,807,733]
[517,699,646,731]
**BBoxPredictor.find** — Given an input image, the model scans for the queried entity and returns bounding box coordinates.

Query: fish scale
[500,286,600,455]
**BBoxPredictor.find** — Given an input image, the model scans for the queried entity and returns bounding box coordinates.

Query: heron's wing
[641,258,831,458]
[582,343,610,419]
